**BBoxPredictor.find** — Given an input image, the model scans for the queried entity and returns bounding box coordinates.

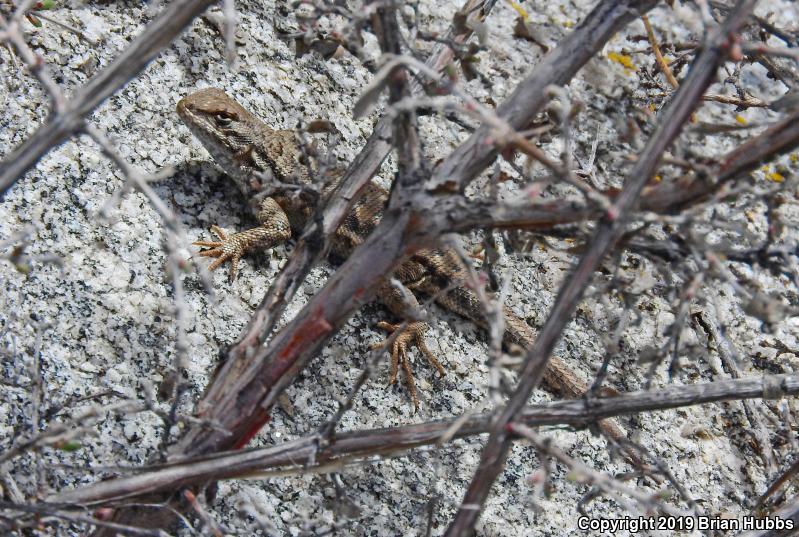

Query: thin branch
[642,14,679,89]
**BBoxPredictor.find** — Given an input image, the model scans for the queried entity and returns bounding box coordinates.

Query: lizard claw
[192,225,243,281]
[373,321,445,409]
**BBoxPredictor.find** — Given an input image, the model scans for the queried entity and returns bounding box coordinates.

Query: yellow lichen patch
[608,51,637,72]
[767,171,785,182]
[735,114,747,125]
[557,5,575,27]
[506,0,530,22]
[761,165,785,183]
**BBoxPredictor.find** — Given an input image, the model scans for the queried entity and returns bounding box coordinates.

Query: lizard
[176,87,630,448]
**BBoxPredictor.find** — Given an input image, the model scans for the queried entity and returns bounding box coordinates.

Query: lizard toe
[207,254,232,272]
[196,245,224,255]
[193,240,224,248]
[201,251,241,281]
[210,225,228,240]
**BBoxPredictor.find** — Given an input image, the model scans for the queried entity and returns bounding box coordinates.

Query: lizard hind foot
[373,321,446,409]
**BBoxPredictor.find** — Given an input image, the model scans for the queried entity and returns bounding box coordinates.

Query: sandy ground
[1,0,799,535]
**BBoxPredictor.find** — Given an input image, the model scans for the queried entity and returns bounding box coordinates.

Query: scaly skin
[177,88,631,446]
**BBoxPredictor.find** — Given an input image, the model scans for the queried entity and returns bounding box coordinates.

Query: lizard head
[176,88,264,184]
[177,88,310,193]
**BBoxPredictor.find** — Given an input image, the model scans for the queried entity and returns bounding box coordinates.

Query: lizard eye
[214,113,233,126]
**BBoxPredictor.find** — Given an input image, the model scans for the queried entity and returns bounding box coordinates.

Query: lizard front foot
[193,225,251,281]
[374,321,446,409]
[193,198,293,281]
[193,223,291,282]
